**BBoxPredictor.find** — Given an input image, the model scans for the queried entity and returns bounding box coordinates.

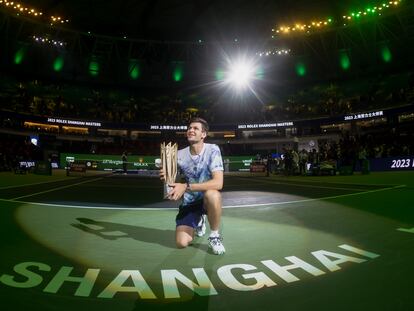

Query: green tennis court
[1,171,413,311]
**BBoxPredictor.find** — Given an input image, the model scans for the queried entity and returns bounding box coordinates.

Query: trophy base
[163,184,173,199]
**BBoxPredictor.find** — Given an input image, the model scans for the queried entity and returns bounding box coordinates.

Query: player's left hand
[167,183,186,201]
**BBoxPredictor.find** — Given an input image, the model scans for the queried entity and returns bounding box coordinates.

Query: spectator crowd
[1,71,413,125]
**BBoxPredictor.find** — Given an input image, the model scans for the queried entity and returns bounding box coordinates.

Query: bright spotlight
[215,52,264,101]
[226,61,254,89]
[226,60,255,89]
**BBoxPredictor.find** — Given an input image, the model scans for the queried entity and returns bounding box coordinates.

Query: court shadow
[71,217,176,249]
[191,241,210,253]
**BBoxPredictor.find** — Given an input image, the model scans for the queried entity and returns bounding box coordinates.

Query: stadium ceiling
[21,0,358,42]
[1,0,413,85]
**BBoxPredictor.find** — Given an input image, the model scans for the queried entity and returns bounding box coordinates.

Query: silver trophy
[160,142,178,198]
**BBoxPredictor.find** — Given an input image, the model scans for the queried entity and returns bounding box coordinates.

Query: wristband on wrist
[186,182,191,192]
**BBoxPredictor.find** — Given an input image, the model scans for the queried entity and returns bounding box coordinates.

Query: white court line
[236,177,369,192]
[0,177,79,190]
[9,177,104,200]
[263,177,402,187]
[0,184,405,210]
[223,185,406,208]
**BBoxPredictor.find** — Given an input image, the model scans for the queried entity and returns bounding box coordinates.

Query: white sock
[209,230,219,237]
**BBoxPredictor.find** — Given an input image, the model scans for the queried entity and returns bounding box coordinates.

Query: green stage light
[295,62,306,77]
[89,58,99,76]
[256,66,265,80]
[129,60,140,80]
[339,52,351,70]
[53,56,64,72]
[381,46,392,63]
[14,48,25,65]
[215,69,225,80]
[172,63,183,82]
[173,69,182,82]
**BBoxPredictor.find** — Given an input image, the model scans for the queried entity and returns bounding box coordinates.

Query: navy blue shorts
[176,200,206,228]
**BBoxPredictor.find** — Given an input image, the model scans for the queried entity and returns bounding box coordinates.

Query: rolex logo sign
[134,158,148,167]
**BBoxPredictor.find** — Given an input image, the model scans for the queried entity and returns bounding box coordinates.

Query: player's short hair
[188,117,209,134]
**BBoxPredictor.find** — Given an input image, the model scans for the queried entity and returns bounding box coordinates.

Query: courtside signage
[344,110,383,121]
[150,125,187,131]
[0,244,379,299]
[238,122,294,129]
[60,153,157,170]
[47,118,101,127]
[369,156,414,171]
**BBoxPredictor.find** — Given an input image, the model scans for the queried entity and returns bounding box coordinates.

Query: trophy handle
[161,141,178,199]
[163,183,172,198]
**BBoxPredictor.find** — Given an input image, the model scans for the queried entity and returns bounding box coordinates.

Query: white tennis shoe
[208,235,225,255]
[195,214,206,237]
